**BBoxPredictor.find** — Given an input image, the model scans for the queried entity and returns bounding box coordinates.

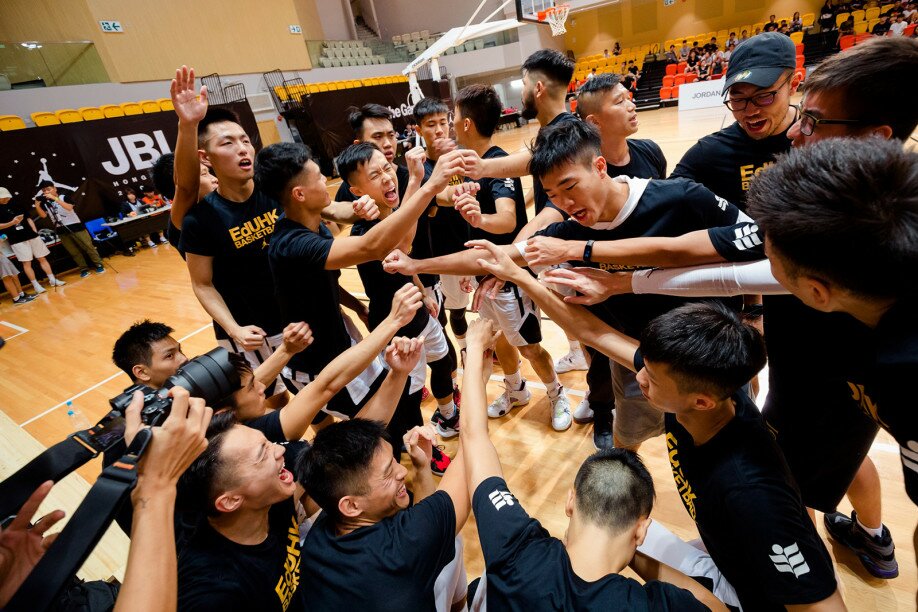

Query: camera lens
[166,347,240,405]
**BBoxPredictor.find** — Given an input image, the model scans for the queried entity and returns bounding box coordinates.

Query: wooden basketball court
[1,100,914,608]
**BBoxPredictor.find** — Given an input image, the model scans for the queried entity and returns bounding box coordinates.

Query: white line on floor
[19,323,212,428]
[0,320,29,340]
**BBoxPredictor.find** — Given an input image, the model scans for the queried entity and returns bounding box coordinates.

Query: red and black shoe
[430,445,451,476]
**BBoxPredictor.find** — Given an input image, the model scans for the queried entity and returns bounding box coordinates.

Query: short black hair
[413,97,449,123]
[112,320,175,379]
[576,73,623,117]
[197,107,242,148]
[125,187,137,196]
[177,412,237,516]
[640,302,767,400]
[454,84,503,137]
[211,352,254,413]
[573,448,655,534]
[151,153,177,200]
[748,137,918,300]
[521,49,575,89]
[803,37,918,140]
[38,180,54,189]
[347,103,393,138]
[295,419,390,522]
[253,142,313,204]
[529,119,599,179]
[336,142,382,184]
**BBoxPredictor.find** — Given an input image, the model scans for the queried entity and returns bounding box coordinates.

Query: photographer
[34,181,105,277]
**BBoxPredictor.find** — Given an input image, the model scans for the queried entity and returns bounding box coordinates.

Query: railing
[0,41,108,88]
[306,28,520,69]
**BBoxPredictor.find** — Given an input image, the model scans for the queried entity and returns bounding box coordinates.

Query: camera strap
[5,428,153,612]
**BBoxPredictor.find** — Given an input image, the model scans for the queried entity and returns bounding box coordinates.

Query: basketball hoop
[544,4,570,36]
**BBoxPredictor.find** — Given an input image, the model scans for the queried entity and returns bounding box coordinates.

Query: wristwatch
[583,239,595,262]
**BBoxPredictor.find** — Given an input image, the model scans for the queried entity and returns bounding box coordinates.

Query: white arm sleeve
[630,259,789,297]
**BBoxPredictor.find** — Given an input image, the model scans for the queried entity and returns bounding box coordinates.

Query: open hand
[170,65,208,124]
[541,267,634,305]
[467,239,525,283]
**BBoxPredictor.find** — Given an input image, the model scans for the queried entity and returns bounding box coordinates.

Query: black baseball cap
[723,32,796,93]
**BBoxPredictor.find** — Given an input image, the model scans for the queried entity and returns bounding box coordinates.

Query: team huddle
[111,32,917,611]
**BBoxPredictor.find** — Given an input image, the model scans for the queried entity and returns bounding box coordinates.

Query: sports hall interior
[0,0,915,609]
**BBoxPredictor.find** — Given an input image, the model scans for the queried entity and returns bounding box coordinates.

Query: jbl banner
[0,101,260,222]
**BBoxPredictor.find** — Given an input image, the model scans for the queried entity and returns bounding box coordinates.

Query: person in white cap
[0,186,65,293]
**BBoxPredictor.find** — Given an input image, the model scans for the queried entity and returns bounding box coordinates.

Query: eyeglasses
[724,74,792,111]
[793,105,867,136]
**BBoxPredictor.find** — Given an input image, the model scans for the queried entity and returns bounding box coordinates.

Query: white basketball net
[545,4,570,36]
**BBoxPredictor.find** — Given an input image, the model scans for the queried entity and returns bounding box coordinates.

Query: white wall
[373,0,517,38]
[318,0,357,40]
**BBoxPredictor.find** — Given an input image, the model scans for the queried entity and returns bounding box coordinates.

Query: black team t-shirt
[611,139,667,180]
[535,177,748,337]
[670,121,793,210]
[423,158,469,257]
[533,112,580,214]
[179,189,283,339]
[268,217,351,376]
[177,498,305,612]
[635,351,837,610]
[468,146,528,244]
[472,475,706,611]
[0,202,38,244]
[349,218,429,336]
[301,491,457,610]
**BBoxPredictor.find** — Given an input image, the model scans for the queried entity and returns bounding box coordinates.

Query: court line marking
[0,320,29,340]
[19,323,212,428]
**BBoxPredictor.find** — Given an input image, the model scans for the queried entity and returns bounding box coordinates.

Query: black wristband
[583,240,595,262]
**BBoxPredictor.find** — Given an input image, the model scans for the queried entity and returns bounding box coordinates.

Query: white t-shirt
[889,21,908,35]
[42,194,82,228]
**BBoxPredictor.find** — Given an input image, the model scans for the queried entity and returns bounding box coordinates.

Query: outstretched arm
[169,65,207,230]
[278,284,423,440]
[382,241,525,278]
[356,336,422,424]
[471,240,640,373]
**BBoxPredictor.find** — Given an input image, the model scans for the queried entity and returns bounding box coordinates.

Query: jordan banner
[0,101,259,223]
[284,79,450,176]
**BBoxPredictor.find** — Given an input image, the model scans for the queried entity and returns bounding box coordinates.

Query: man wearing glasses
[670,32,800,209]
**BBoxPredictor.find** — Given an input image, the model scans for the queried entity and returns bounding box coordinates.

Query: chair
[752,22,765,32]
[801,13,815,28]
[138,100,161,113]
[685,73,697,83]
[865,7,880,20]
[794,42,804,54]
[851,9,866,22]
[879,3,893,14]
[868,18,881,30]
[0,115,26,130]
[665,63,677,76]
[671,85,680,99]
[855,32,873,43]
[100,104,125,118]
[674,74,686,86]
[157,98,174,111]
[79,106,104,120]
[55,109,83,123]
[120,102,143,115]
[836,12,851,26]
[839,34,857,50]
[663,75,675,87]
[853,21,868,33]
[659,86,672,100]
[795,54,805,67]
[789,31,804,44]
[31,111,60,126]
[677,61,687,72]
[905,23,917,37]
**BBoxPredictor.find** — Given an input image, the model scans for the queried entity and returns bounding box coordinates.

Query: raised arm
[169,65,207,230]
[278,284,423,439]
[323,151,465,269]
[459,318,504,494]
[355,336,422,424]
[471,240,640,372]
[252,322,313,387]
[320,198,379,225]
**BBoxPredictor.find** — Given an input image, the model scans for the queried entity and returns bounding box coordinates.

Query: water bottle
[66,400,92,431]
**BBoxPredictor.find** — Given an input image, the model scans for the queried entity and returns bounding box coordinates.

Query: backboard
[516,0,623,24]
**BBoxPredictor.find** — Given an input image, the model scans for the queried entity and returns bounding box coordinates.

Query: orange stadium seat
[840,35,856,50]
[56,109,83,123]
[659,87,672,100]
[674,74,686,86]
[685,73,698,83]
[665,64,677,76]
[789,31,804,44]
[157,98,174,111]
[671,85,680,99]
[0,115,27,130]
[79,107,104,121]
[31,112,60,126]
[140,100,162,113]
[100,104,125,117]
[663,75,675,87]
[121,102,143,115]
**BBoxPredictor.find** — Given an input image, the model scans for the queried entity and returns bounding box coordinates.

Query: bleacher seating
[0,115,27,130]
[56,109,82,123]
[139,100,162,113]
[79,107,104,121]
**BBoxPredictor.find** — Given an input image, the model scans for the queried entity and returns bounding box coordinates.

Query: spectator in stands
[765,14,779,31]
[791,11,804,32]
[0,257,35,305]
[905,2,916,20]
[890,13,909,34]
[820,1,837,30]
[839,15,856,36]
[712,49,725,76]
[697,50,712,80]
[34,181,105,277]
[684,49,700,74]
[604,48,610,58]
[739,29,750,43]
[587,67,597,79]
[778,20,790,34]
[295,419,470,610]
[753,25,763,35]
[665,44,678,63]
[680,39,690,58]
[141,187,166,208]
[0,186,65,293]
[705,36,718,52]
[613,42,622,55]
[620,60,627,73]
[873,14,893,35]
[727,31,738,49]
[622,74,638,96]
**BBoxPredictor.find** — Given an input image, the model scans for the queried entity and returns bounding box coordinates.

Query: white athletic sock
[456,336,466,349]
[855,515,884,539]
[437,399,456,419]
[48,274,56,282]
[568,339,581,352]
[31,280,42,291]
[505,370,523,390]
[18,291,25,298]
[546,378,563,399]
